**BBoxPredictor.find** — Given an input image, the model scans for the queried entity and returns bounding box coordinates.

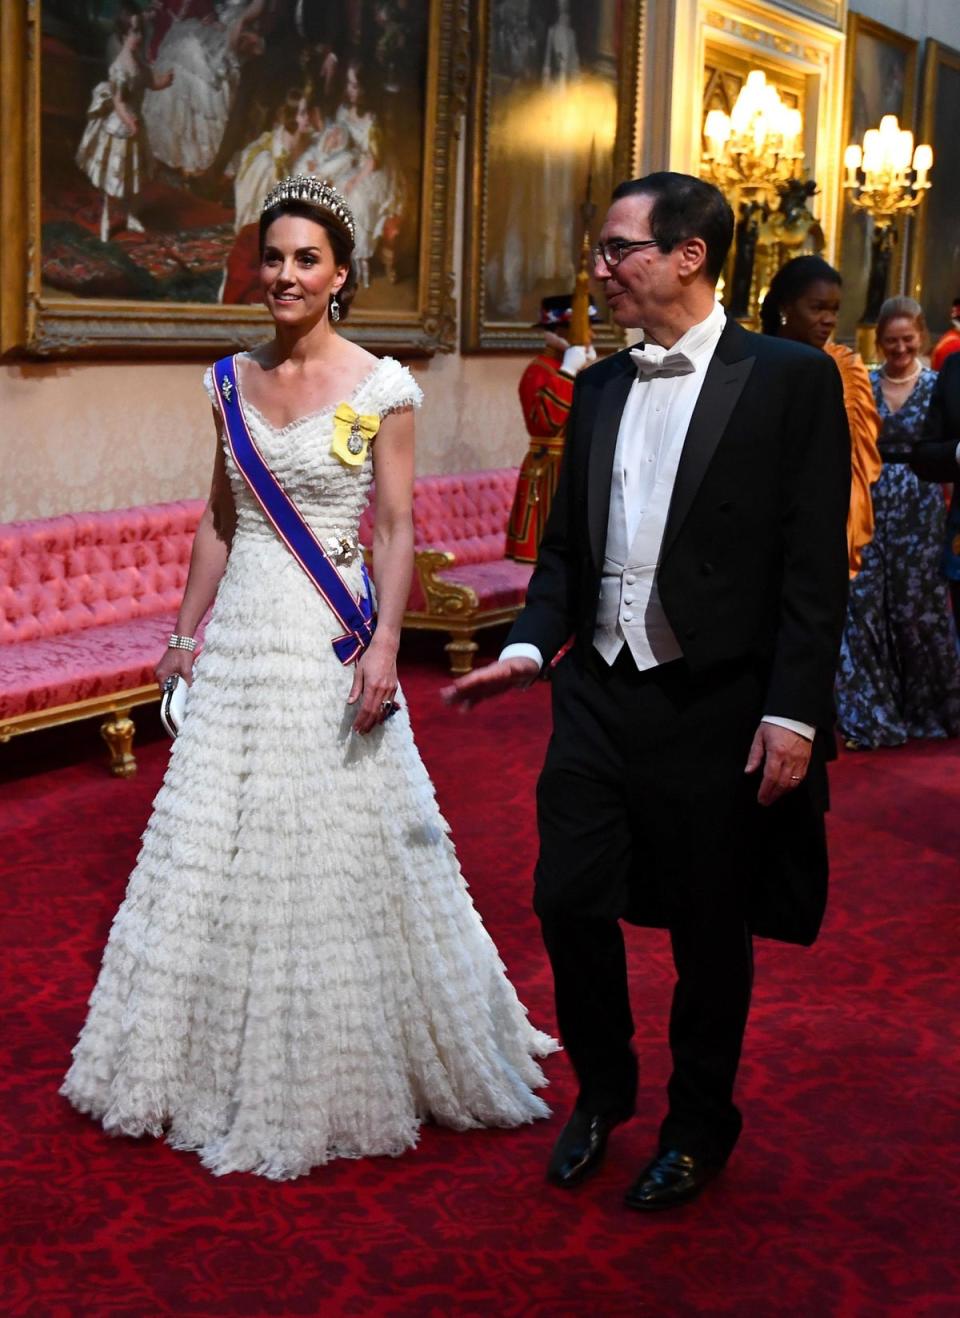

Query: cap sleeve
[202,366,218,406]
[369,357,423,416]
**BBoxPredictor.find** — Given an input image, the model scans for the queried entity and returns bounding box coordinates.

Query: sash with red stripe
[213,354,375,665]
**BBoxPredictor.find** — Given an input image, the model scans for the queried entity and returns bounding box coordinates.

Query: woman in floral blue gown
[836,297,960,748]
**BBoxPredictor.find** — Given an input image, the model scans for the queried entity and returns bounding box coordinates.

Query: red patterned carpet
[2,640,959,1316]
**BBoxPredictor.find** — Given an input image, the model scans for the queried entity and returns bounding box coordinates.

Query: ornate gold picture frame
[462,0,642,353]
[910,39,960,338]
[0,1,467,360]
[834,13,917,343]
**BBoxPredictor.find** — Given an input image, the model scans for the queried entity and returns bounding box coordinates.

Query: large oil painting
[835,14,917,343]
[463,0,641,352]
[911,41,960,338]
[9,0,466,356]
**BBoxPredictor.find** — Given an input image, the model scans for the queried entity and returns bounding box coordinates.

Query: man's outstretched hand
[441,657,540,709]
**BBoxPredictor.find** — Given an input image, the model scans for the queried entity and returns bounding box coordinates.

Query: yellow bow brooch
[331,403,380,467]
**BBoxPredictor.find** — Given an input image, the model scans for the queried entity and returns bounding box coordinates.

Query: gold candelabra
[701,70,809,323]
[701,70,805,207]
[843,114,932,223]
[844,114,933,349]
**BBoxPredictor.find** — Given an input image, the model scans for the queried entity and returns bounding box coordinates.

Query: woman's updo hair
[760,255,842,336]
[258,197,359,320]
[875,295,927,348]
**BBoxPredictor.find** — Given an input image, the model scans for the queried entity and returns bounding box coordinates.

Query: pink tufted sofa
[359,467,532,674]
[0,501,205,775]
[1,470,530,773]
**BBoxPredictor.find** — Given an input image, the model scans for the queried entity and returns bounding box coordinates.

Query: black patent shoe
[547,1107,630,1189]
[624,1148,722,1210]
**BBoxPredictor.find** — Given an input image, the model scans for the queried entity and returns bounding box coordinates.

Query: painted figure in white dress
[75,9,175,243]
[339,61,400,286]
[232,87,314,231]
[141,0,266,176]
[537,0,580,284]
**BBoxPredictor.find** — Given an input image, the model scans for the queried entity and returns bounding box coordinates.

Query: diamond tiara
[260,175,356,243]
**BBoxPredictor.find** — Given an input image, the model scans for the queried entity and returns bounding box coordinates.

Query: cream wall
[0,352,528,523]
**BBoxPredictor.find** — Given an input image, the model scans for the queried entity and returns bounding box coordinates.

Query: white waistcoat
[592,301,727,671]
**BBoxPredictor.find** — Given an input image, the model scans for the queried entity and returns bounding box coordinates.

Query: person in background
[931,295,960,372]
[505,293,598,564]
[913,349,960,643]
[760,255,881,579]
[833,297,960,748]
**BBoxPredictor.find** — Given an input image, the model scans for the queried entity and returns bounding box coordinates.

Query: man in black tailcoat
[446,173,850,1209]
[912,350,960,631]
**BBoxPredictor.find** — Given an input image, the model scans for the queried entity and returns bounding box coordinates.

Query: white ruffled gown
[61,356,556,1179]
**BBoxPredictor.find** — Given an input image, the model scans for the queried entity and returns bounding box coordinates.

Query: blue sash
[213,354,375,665]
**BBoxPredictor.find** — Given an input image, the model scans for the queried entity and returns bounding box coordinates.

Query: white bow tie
[630,344,695,380]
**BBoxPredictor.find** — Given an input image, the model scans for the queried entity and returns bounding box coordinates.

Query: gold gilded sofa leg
[445,632,479,675]
[100,710,137,777]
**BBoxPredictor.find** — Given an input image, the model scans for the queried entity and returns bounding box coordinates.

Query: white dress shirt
[593,298,726,669]
[503,301,814,741]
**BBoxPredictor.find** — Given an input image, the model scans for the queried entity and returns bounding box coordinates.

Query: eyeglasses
[592,238,661,269]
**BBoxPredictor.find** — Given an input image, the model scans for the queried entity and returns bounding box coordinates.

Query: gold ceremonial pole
[568,140,595,349]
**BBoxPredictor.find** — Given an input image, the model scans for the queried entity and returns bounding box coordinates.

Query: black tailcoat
[507,318,851,945]
[914,351,960,481]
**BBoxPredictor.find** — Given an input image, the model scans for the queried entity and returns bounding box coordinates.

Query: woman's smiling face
[259,215,347,326]
[878,316,922,374]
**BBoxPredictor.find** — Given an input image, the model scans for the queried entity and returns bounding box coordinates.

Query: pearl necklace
[880,360,922,384]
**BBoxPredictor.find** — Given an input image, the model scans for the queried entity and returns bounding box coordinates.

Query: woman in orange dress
[760,255,881,578]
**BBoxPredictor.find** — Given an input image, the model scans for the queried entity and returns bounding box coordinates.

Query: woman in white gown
[61,176,555,1180]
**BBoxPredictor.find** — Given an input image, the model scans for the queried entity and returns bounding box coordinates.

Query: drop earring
[330,294,341,323]
[779,311,787,327]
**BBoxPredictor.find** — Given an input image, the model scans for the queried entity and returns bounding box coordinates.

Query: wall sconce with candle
[843,114,932,328]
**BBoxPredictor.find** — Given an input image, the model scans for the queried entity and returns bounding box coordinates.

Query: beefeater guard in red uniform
[506,292,599,563]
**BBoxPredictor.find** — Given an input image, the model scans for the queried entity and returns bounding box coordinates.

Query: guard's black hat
[533,293,600,329]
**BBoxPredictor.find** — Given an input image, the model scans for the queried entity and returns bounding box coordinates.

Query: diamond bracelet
[167,634,197,652]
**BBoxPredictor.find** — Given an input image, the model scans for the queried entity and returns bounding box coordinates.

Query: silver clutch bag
[160,675,188,738]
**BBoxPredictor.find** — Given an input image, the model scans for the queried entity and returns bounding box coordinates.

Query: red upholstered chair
[360,468,532,673]
[0,500,205,775]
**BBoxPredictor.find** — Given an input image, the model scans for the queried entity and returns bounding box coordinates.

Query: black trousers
[535,647,764,1164]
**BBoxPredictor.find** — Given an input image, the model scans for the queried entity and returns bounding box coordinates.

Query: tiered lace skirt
[61,534,555,1179]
